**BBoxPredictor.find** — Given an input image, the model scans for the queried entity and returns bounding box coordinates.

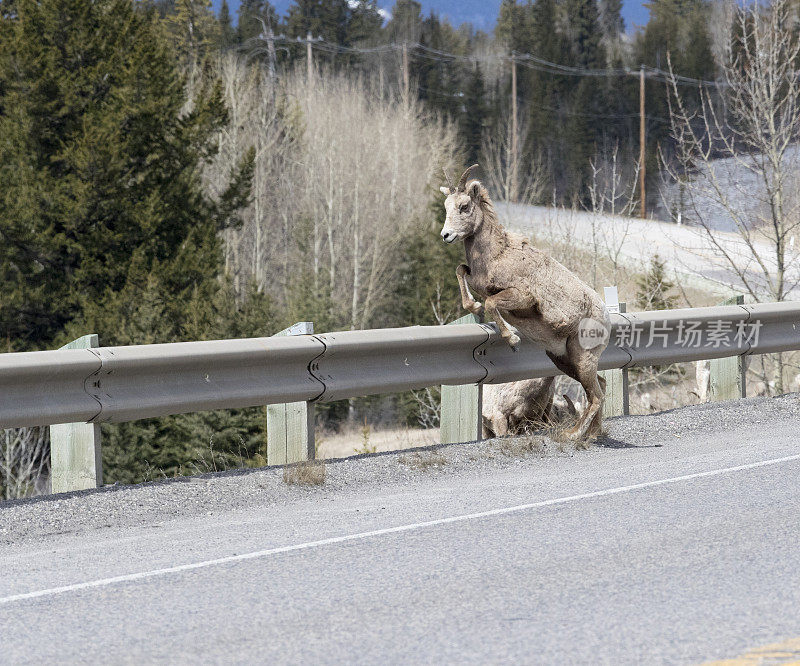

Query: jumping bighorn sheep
[440,165,610,440]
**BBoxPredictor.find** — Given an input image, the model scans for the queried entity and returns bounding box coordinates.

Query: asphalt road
[2,395,800,664]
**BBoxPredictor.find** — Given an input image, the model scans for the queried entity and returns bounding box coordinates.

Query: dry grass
[509,414,598,451]
[398,449,447,471]
[318,427,437,459]
[494,435,547,457]
[540,421,595,450]
[282,460,326,487]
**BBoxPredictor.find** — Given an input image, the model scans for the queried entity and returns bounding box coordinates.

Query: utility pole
[402,42,410,101]
[510,53,518,203]
[639,65,646,219]
[307,31,313,85]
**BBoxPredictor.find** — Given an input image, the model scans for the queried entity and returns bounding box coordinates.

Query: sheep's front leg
[455,264,484,317]
[484,288,531,350]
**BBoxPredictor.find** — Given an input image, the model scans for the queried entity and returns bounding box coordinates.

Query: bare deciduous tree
[586,144,640,286]
[206,57,458,331]
[662,0,800,391]
[2,427,49,500]
[481,111,547,204]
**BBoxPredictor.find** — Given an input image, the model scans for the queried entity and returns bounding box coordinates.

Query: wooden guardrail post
[440,314,483,444]
[710,294,747,401]
[266,322,316,464]
[601,288,629,418]
[49,334,103,493]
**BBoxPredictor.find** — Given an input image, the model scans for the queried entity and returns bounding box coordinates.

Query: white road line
[3,452,800,606]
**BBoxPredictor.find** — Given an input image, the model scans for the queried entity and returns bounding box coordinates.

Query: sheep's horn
[443,168,455,194]
[457,164,480,192]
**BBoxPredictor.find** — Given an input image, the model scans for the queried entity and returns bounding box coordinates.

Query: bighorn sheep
[440,165,610,440]
[482,378,555,438]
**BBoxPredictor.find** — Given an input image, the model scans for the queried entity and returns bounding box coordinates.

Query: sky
[212,1,651,35]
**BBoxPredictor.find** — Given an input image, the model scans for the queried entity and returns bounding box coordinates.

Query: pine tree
[416,12,462,117]
[286,0,351,45]
[346,0,383,45]
[0,0,261,483]
[635,255,679,310]
[385,0,424,44]
[0,0,252,349]
[600,0,625,44]
[460,63,488,165]
[393,197,462,327]
[218,0,236,49]
[237,0,279,45]
[638,0,714,76]
[496,0,537,60]
[565,0,605,69]
[97,281,280,484]
[563,0,607,198]
[164,0,221,71]
[635,0,716,208]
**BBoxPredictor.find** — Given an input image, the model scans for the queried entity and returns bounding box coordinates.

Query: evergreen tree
[566,0,605,69]
[600,0,625,44]
[393,197,462,327]
[97,282,280,484]
[416,12,462,119]
[523,0,570,192]
[237,0,279,45]
[460,64,488,165]
[217,0,236,49]
[0,0,252,350]
[346,0,384,45]
[563,0,607,197]
[286,0,351,45]
[635,255,679,310]
[0,0,261,482]
[164,0,221,71]
[635,0,715,208]
[638,0,714,77]
[385,0,424,44]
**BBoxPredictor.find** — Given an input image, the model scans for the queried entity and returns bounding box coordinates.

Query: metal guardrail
[2,302,800,430]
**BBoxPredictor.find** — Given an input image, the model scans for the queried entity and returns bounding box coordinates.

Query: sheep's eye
[459,203,470,213]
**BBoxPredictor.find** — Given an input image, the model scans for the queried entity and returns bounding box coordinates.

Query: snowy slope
[496,202,800,299]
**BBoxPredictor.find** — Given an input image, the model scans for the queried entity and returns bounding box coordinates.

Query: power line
[265,36,725,88]
[416,84,671,123]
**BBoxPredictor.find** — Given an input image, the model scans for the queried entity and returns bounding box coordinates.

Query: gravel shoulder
[2,393,798,547]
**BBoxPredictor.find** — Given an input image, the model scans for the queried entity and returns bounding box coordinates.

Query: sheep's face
[439,181,482,244]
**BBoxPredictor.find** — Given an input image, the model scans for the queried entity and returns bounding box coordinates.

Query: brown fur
[440,170,609,440]
[482,377,555,438]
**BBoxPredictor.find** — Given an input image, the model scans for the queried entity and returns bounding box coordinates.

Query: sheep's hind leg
[563,341,605,442]
[455,265,484,317]
[545,344,604,441]
[587,374,606,437]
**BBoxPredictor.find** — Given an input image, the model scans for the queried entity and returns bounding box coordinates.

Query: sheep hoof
[507,333,521,350]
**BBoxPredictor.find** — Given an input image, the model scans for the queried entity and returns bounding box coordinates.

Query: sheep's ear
[439,186,451,196]
[467,180,481,200]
